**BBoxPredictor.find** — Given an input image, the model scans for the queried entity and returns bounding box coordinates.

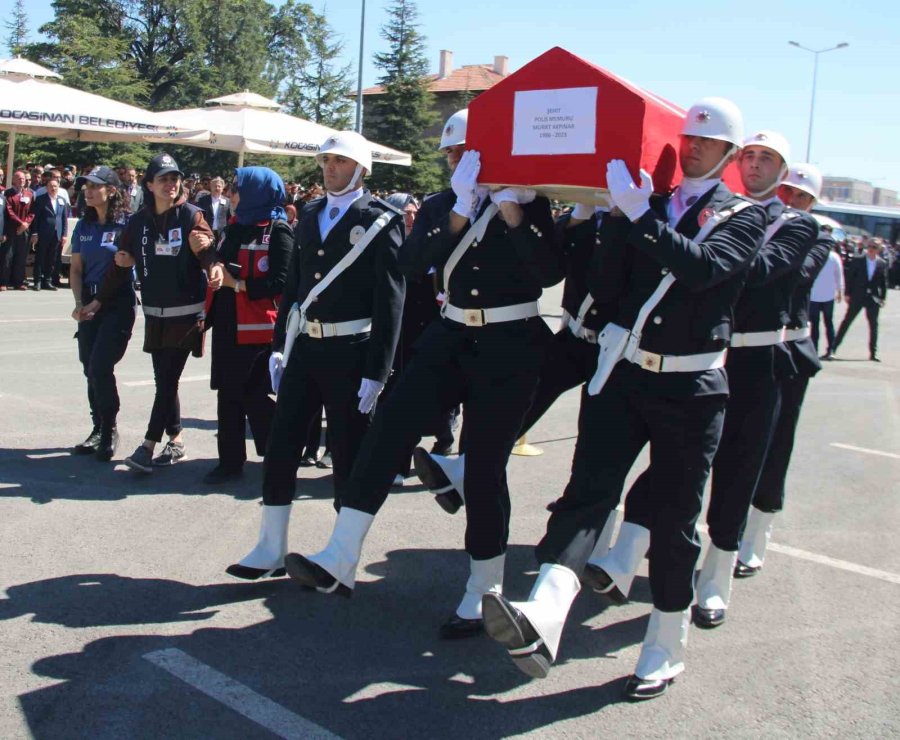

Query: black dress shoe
[692,604,726,629]
[581,564,628,604]
[225,563,287,580]
[821,351,834,361]
[430,442,453,457]
[545,496,565,512]
[412,447,463,514]
[41,282,57,291]
[871,354,881,362]
[95,428,119,462]
[284,552,352,597]
[733,560,761,578]
[623,674,674,701]
[298,455,317,467]
[439,614,484,640]
[482,593,552,679]
[74,428,102,455]
[203,465,244,484]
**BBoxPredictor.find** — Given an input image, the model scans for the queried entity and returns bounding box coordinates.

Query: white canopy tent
[153,91,411,168]
[0,58,203,186]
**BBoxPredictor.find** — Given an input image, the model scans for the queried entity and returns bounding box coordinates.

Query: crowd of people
[1,100,896,704]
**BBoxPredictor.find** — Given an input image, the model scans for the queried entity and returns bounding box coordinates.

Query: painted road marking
[830,442,900,460]
[767,543,900,586]
[124,375,210,387]
[144,648,342,740]
[0,318,72,323]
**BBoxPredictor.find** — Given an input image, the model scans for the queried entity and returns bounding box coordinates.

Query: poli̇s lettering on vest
[468,47,733,203]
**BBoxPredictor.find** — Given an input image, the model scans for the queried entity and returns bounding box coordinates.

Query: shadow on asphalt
[6,546,648,738]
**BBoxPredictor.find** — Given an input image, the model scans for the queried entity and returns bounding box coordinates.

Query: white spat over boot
[413,449,465,514]
[226,504,292,580]
[440,554,505,639]
[583,521,650,603]
[586,510,618,563]
[694,543,737,628]
[736,508,776,577]
[624,608,690,700]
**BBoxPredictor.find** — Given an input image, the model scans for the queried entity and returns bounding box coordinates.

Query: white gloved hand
[357,377,385,414]
[606,159,653,222]
[570,202,595,221]
[490,187,536,205]
[268,352,284,394]
[450,150,481,218]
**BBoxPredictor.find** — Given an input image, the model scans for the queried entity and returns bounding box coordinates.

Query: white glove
[606,159,653,222]
[490,187,536,205]
[357,378,385,414]
[450,150,481,219]
[570,202,595,221]
[268,352,284,394]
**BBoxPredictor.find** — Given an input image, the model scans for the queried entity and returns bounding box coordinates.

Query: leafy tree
[365,0,442,193]
[5,0,29,56]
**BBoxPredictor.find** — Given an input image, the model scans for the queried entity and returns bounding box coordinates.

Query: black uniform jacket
[402,194,563,307]
[557,211,614,333]
[588,183,767,397]
[787,230,835,377]
[844,255,889,304]
[273,192,405,384]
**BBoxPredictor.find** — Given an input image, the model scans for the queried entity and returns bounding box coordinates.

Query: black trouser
[263,335,372,509]
[33,236,59,286]
[535,364,726,612]
[753,373,811,514]
[1,232,28,287]
[76,302,135,429]
[216,344,276,471]
[342,318,549,560]
[809,299,835,353]
[834,298,880,356]
[146,348,191,443]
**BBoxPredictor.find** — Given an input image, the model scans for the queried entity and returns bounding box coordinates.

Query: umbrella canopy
[0,72,203,186]
[153,100,411,167]
[0,56,62,79]
[205,90,281,110]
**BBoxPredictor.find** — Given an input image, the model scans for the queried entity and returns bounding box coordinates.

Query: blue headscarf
[233,166,287,225]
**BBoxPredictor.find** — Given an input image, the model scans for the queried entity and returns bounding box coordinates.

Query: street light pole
[355,0,366,133]
[788,41,849,161]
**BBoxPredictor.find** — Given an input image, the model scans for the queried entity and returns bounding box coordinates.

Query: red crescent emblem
[698,207,714,227]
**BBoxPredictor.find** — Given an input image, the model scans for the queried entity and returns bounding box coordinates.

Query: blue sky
[16,0,900,191]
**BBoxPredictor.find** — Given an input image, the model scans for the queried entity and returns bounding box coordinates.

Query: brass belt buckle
[307,321,323,339]
[463,309,485,326]
[641,352,662,373]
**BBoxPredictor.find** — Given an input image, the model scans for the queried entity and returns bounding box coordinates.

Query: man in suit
[196,177,230,241]
[29,171,69,290]
[2,170,35,290]
[833,238,888,361]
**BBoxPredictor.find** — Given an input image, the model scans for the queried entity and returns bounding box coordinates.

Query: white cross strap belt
[301,317,372,339]
[628,348,727,373]
[442,301,539,327]
[567,314,598,344]
[730,328,787,348]
[142,301,205,318]
[784,324,811,342]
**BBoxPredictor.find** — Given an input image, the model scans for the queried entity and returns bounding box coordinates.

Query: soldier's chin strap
[328,164,365,197]
[746,163,789,200]
[693,144,739,182]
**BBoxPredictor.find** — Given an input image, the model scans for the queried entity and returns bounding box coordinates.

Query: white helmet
[681,97,744,147]
[316,130,372,174]
[780,162,822,200]
[742,130,791,166]
[439,109,468,151]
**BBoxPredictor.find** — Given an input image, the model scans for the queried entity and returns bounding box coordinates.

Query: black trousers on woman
[146,348,191,443]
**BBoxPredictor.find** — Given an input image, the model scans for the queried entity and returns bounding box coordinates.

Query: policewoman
[226,131,404,581]
[282,110,563,641]
[69,166,135,461]
[203,167,292,484]
[86,153,214,472]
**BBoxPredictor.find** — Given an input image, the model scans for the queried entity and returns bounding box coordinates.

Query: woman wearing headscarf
[202,167,293,483]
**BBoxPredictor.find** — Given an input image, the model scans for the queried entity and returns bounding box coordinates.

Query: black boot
[96,427,119,462]
[74,428,102,455]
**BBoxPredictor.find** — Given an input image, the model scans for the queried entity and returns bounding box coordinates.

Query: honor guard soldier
[479,98,766,700]
[590,131,819,631]
[414,198,614,519]
[227,130,405,581]
[281,110,563,640]
[738,163,833,577]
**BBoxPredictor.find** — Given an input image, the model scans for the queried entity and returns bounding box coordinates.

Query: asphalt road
[1,283,898,739]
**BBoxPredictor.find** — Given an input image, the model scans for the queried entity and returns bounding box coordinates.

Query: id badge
[155,239,174,256]
[168,227,183,246]
[101,232,117,248]
[21,196,30,204]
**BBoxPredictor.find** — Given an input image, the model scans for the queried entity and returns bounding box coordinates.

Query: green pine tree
[365,0,442,194]
[5,0,29,56]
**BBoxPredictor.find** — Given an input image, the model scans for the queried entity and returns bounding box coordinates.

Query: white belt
[730,328,787,348]
[629,347,727,373]
[784,324,811,342]
[566,315,598,344]
[142,301,205,318]
[302,317,372,339]
[442,301,539,327]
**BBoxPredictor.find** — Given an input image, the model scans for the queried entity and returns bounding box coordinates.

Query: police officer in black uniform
[281,110,563,641]
[226,131,405,581]
[738,163,833,576]
[479,98,767,700]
